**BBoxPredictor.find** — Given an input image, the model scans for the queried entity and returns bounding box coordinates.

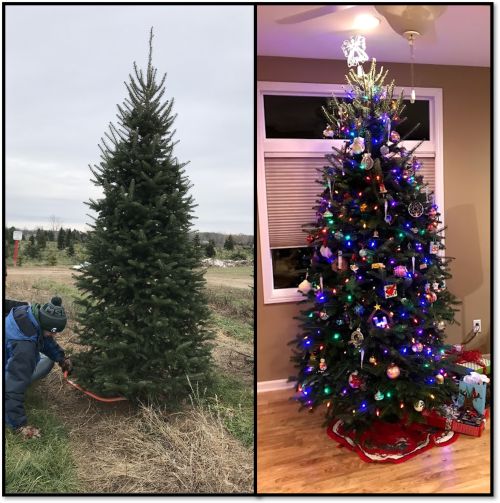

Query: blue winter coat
[5,305,65,429]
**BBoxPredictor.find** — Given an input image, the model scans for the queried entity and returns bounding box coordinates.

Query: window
[258,81,443,304]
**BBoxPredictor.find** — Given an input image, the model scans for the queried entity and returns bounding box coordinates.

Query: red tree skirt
[327,418,458,463]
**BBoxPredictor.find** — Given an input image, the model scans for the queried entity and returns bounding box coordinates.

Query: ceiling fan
[276,5,447,41]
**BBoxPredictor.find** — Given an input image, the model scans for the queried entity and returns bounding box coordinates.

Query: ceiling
[257,4,491,67]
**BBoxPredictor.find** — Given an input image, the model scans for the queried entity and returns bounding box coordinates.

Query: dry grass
[75,400,253,493]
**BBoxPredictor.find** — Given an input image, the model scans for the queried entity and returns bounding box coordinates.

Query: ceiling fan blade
[276,5,356,24]
[374,5,446,37]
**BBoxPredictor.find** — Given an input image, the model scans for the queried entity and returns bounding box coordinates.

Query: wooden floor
[257,390,491,494]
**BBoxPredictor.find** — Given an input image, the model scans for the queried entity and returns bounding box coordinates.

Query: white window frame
[258,80,444,304]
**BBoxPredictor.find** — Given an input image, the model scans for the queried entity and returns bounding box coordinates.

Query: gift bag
[456,372,488,415]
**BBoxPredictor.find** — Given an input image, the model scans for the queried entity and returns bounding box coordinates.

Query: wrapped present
[456,372,489,415]
[446,347,490,375]
[423,405,489,437]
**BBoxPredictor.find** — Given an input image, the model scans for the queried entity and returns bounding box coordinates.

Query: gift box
[457,357,491,375]
[456,372,488,415]
[423,405,489,437]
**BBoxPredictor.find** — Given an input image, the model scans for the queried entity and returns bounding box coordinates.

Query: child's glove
[59,357,73,374]
[17,425,42,439]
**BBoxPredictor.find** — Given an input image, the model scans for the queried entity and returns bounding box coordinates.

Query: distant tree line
[192,232,254,247]
[5,225,89,260]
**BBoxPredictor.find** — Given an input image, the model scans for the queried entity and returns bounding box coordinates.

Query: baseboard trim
[257,379,296,393]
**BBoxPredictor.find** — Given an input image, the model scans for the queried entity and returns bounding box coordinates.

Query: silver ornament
[349,328,364,348]
[414,400,425,412]
[408,201,424,218]
[360,152,374,170]
[380,145,390,156]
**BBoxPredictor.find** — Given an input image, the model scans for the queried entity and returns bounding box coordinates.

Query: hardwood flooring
[257,390,491,494]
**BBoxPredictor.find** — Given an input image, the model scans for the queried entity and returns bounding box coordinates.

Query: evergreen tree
[65,228,73,248]
[224,234,235,251]
[57,228,66,250]
[47,230,55,242]
[36,228,47,249]
[67,242,75,257]
[205,239,216,258]
[292,61,460,433]
[73,31,213,401]
[47,251,58,266]
[25,235,41,259]
[7,226,15,244]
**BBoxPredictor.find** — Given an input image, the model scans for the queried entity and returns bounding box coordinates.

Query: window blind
[265,155,436,249]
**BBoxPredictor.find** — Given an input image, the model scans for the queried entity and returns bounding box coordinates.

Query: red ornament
[348,371,363,389]
[386,364,401,379]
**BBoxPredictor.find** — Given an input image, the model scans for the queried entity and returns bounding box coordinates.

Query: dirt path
[6,266,253,289]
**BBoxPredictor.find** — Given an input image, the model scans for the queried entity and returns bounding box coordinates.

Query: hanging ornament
[383,283,398,299]
[337,250,343,269]
[368,304,393,329]
[408,201,424,218]
[349,328,364,348]
[379,182,388,194]
[411,256,416,274]
[380,145,390,156]
[425,283,438,303]
[414,400,425,412]
[360,152,374,170]
[384,200,392,224]
[432,281,441,292]
[359,248,368,258]
[348,370,363,389]
[360,203,368,212]
[430,242,440,254]
[319,311,330,321]
[371,262,386,270]
[320,245,333,259]
[351,136,365,155]
[386,364,401,379]
[323,209,333,219]
[435,321,446,331]
[435,374,445,385]
[393,265,408,278]
[350,264,359,272]
[323,124,334,138]
[369,356,377,364]
[411,342,424,353]
[390,131,401,142]
[354,304,364,316]
[374,390,384,401]
[373,230,379,238]
[428,221,439,233]
[319,358,328,372]
[334,230,344,240]
[411,227,419,234]
[298,278,312,294]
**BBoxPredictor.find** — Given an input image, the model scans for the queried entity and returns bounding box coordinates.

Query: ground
[5,265,254,494]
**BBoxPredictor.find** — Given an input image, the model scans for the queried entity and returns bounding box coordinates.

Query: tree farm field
[5,264,253,494]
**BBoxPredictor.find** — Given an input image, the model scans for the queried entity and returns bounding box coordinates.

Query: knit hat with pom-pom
[39,296,67,332]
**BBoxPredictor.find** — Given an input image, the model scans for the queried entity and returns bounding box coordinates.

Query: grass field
[5,265,253,494]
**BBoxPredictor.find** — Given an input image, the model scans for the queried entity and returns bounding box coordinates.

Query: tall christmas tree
[73,30,213,401]
[292,51,460,433]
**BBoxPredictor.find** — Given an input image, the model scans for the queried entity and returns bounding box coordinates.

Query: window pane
[264,95,429,140]
[271,247,310,289]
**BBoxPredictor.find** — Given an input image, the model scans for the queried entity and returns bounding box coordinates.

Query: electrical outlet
[473,319,482,333]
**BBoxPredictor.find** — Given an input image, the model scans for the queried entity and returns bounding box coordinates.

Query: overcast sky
[5,5,253,235]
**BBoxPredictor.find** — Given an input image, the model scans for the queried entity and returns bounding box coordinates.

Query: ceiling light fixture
[353,14,380,31]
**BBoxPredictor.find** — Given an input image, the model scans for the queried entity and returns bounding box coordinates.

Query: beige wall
[257,56,490,383]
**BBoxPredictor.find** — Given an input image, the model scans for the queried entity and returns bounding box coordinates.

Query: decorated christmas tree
[292,42,460,434]
[73,31,213,401]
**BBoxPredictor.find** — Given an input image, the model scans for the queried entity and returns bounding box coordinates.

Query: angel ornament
[341,35,369,68]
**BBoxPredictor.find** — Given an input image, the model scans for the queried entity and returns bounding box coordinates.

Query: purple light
[390,201,397,207]
[417,329,424,335]
[357,275,363,280]
[383,349,389,355]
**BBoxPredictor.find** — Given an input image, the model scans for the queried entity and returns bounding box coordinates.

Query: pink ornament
[386,364,400,379]
[393,265,408,278]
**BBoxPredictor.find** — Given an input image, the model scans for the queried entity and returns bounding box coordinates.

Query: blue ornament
[354,304,365,315]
